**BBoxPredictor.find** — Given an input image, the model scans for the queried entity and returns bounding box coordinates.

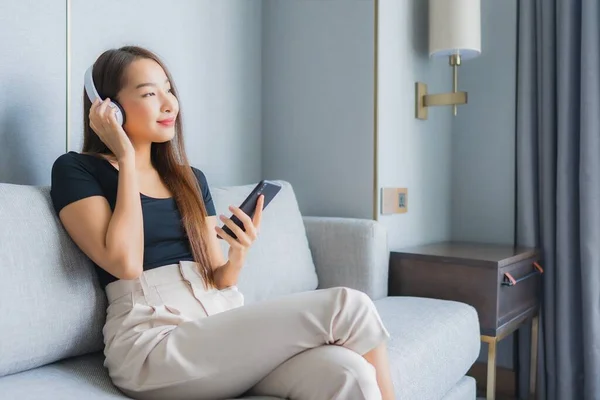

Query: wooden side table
[388,242,542,400]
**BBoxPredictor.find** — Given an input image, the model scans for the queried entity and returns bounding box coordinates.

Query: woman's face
[116,58,179,144]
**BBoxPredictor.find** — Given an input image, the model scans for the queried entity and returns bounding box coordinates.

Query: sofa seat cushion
[0,351,283,400]
[0,352,125,400]
[374,296,481,400]
[440,376,477,400]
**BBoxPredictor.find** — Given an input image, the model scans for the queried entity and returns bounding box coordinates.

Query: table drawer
[497,256,542,328]
[390,243,542,337]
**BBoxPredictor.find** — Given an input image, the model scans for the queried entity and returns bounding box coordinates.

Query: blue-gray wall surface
[261,0,375,219]
[450,0,518,368]
[377,0,454,246]
[0,1,67,185]
[451,0,517,246]
[69,0,263,187]
[1,0,263,187]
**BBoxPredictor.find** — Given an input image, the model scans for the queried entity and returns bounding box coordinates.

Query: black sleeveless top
[50,151,216,288]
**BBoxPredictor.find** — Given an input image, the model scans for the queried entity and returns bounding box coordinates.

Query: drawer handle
[501,262,544,287]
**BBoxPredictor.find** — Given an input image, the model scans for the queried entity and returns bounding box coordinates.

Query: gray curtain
[516,1,600,399]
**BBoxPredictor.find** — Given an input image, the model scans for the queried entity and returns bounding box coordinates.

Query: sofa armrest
[302,216,389,300]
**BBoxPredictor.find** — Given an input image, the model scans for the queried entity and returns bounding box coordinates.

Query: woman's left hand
[215,195,265,269]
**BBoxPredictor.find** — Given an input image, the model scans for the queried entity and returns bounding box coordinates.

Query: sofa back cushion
[0,183,106,377]
[210,181,318,304]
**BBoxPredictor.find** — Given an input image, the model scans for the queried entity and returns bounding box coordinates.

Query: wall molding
[372,0,379,221]
[66,0,71,153]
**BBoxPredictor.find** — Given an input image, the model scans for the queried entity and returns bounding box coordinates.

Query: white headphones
[84,65,126,126]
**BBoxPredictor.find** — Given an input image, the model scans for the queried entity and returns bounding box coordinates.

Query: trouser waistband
[104,261,206,306]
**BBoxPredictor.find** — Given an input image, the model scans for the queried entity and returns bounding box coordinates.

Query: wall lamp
[415,0,481,120]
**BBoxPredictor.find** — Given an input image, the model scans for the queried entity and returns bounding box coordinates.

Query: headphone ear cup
[111,101,126,126]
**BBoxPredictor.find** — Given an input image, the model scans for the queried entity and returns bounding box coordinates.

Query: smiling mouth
[157,117,176,125]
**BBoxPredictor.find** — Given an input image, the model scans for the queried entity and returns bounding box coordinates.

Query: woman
[50,46,395,400]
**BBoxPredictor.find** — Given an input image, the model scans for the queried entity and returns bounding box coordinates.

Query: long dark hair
[82,46,216,289]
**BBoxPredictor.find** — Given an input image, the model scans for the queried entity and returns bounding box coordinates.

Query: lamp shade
[429,0,481,60]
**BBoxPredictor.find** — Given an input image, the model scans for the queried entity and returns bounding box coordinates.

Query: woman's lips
[157,117,175,127]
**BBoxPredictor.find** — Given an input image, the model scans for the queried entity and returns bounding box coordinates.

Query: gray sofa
[0,180,481,400]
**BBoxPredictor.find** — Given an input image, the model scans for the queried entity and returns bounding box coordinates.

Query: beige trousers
[102,261,390,400]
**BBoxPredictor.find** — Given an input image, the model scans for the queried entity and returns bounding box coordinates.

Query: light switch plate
[381,187,408,214]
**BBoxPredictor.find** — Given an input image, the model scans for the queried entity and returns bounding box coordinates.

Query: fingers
[214,226,240,248]
[90,98,113,122]
[228,204,259,240]
[219,215,252,246]
[252,195,264,231]
[90,98,120,137]
[90,98,105,125]
[89,100,101,134]
[97,98,110,118]
[101,99,116,123]
[105,102,120,127]
[89,99,99,122]
[90,98,100,111]
[225,195,265,244]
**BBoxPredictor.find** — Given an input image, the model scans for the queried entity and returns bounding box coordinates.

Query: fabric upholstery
[373,296,480,400]
[0,352,282,400]
[0,184,107,377]
[303,216,389,300]
[0,350,476,400]
[0,353,125,399]
[440,376,476,400]
[0,180,479,399]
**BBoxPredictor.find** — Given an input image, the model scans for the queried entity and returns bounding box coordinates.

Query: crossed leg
[246,344,382,400]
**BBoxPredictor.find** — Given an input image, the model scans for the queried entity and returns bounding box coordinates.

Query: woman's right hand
[89,98,134,161]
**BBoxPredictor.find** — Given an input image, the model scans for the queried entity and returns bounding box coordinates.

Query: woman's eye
[142,89,173,98]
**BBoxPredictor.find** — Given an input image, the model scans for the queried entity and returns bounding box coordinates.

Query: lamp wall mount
[415,54,468,120]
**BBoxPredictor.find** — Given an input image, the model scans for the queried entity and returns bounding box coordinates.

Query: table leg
[529,314,539,399]
[487,338,497,400]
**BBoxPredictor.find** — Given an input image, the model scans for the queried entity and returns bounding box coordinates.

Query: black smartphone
[218,180,282,240]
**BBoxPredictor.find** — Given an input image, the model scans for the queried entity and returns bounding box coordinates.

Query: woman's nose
[162,96,176,113]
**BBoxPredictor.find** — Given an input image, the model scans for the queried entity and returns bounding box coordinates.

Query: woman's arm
[203,215,240,289]
[208,196,264,289]
[214,262,243,289]
[59,156,144,279]
[103,156,144,275]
